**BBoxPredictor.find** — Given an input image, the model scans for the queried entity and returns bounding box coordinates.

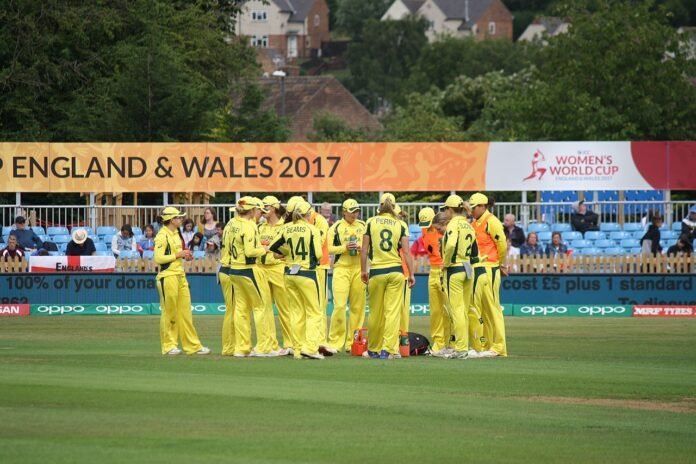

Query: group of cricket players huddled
[153,192,508,360]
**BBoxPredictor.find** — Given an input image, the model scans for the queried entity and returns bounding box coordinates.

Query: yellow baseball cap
[379,192,396,205]
[440,194,464,210]
[237,196,259,211]
[342,198,360,212]
[418,207,435,227]
[468,192,489,208]
[295,200,312,216]
[161,206,186,221]
[251,197,269,213]
[286,196,304,213]
[263,195,281,209]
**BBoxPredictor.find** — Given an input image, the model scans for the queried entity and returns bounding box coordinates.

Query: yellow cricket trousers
[474,265,507,356]
[400,278,411,333]
[157,274,203,354]
[317,268,329,344]
[428,267,451,352]
[444,266,474,353]
[367,267,404,355]
[259,264,294,350]
[327,267,366,351]
[230,268,267,355]
[219,269,236,355]
[285,271,323,356]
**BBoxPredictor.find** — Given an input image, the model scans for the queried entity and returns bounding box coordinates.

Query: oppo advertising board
[1,141,695,192]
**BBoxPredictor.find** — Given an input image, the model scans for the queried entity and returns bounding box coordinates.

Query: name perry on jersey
[373,217,398,226]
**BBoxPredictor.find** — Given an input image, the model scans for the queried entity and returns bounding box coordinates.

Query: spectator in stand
[188,232,205,252]
[199,207,218,240]
[66,229,96,256]
[111,224,137,257]
[506,237,519,272]
[137,225,156,253]
[216,221,224,240]
[503,214,525,248]
[640,214,663,256]
[570,200,599,235]
[545,232,568,258]
[9,216,43,251]
[681,205,696,244]
[320,203,336,226]
[204,235,221,259]
[1,235,25,260]
[151,215,163,234]
[667,233,694,257]
[520,232,544,257]
[180,219,195,247]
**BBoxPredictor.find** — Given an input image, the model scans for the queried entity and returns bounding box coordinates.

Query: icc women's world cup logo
[523,149,547,181]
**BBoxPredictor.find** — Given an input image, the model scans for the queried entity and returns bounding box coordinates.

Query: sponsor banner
[501,304,514,317]
[0,142,489,192]
[29,256,116,273]
[151,303,225,316]
[31,304,150,316]
[0,304,30,317]
[632,305,696,318]
[514,304,632,317]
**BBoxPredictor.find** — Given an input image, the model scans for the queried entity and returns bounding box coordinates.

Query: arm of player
[242,224,267,258]
[489,217,508,265]
[312,229,323,262]
[401,235,416,288]
[443,225,457,265]
[327,223,347,255]
[360,231,370,284]
[268,233,286,260]
[154,235,177,265]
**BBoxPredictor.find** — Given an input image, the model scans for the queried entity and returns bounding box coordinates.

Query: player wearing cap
[469,192,508,357]
[308,204,331,354]
[227,197,270,357]
[154,206,209,356]
[394,204,412,347]
[361,193,415,359]
[418,208,452,356]
[219,206,237,355]
[257,196,293,355]
[269,200,325,360]
[440,195,482,359]
[326,199,367,352]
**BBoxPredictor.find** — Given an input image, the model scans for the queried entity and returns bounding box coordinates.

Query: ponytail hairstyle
[487,196,495,209]
[272,204,287,219]
[292,210,312,223]
[432,212,448,228]
[378,198,396,217]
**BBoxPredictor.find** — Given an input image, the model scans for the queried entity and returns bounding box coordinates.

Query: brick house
[235,0,330,61]
[382,0,513,42]
[258,76,382,141]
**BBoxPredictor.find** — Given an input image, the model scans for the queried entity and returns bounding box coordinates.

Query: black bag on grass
[408,332,430,356]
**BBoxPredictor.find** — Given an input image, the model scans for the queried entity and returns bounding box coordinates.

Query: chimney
[464,0,469,22]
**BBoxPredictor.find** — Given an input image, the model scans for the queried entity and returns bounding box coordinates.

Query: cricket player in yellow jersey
[440,195,483,359]
[257,196,293,355]
[154,207,209,355]
[394,204,412,341]
[326,199,367,353]
[228,197,270,357]
[309,203,331,354]
[219,209,237,355]
[418,208,452,356]
[361,193,415,359]
[469,192,508,357]
[269,200,325,360]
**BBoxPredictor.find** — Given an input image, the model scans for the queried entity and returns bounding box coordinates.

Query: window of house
[488,22,496,35]
[251,10,267,22]
[314,14,320,27]
[251,35,268,47]
[427,20,435,30]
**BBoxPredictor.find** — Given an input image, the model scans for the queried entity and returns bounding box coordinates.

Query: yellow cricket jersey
[257,219,285,266]
[443,215,481,267]
[328,218,367,268]
[364,213,407,270]
[228,216,266,269]
[472,210,507,266]
[310,211,330,268]
[269,219,323,271]
[154,226,186,278]
[219,219,235,267]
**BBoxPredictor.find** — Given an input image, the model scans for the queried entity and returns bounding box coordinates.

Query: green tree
[307,112,377,142]
[346,17,428,111]
[335,0,392,39]
[383,92,465,141]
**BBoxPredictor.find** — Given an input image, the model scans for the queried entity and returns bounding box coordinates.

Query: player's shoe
[277,348,292,356]
[467,349,481,359]
[301,351,325,360]
[379,350,395,360]
[430,349,450,358]
[362,350,380,359]
[195,347,211,355]
[447,351,469,359]
[318,345,337,356]
[479,350,499,358]
[165,347,182,356]
[233,352,250,358]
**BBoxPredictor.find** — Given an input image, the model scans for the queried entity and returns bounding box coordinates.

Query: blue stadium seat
[94,242,107,252]
[584,231,605,241]
[609,231,632,241]
[620,239,640,249]
[142,250,155,260]
[119,250,139,259]
[570,239,591,249]
[131,226,143,236]
[661,231,678,241]
[31,226,46,235]
[632,231,646,240]
[103,234,115,246]
[47,226,70,237]
[2,226,12,236]
[59,243,68,253]
[600,223,620,232]
[604,247,625,256]
[537,231,552,243]
[75,226,94,235]
[48,251,61,256]
[193,250,206,259]
[622,223,643,232]
[629,247,643,255]
[52,234,71,244]
[528,223,550,233]
[581,247,602,256]
[551,223,571,233]
[594,239,614,248]
[672,222,683,231]
[660,240,669,249]
[561,231,582,241]
[95,250,112,257]
[97,226,118,238]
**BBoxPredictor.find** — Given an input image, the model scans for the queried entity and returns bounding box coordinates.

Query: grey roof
[434,0,492,26]
[403,0,425,14]
[272,0,316,23]
[534,16,568,35]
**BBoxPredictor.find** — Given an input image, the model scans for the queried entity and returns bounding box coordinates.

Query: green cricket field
[1,316,695,463]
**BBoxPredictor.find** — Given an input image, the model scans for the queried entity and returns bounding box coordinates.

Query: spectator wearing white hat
[66,229,96,256]
[681,205,696,244]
